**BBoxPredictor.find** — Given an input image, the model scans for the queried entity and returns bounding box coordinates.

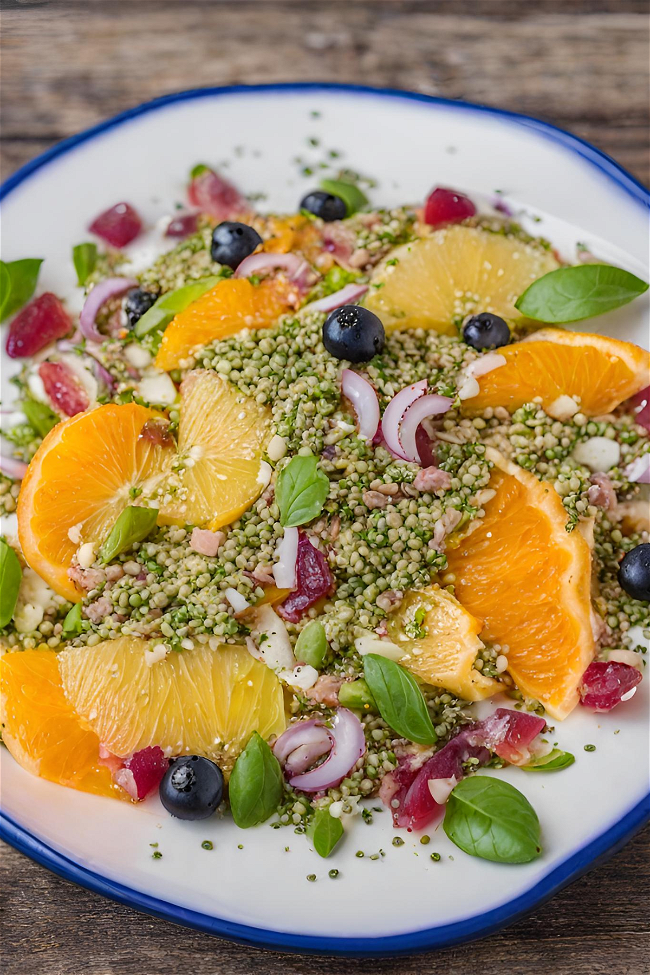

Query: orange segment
[17,404,174,601]
[155,277,295,371]
[462,329,650,417]
[0,649,123,798]
[446,449,595,719]
[262,214,324,264]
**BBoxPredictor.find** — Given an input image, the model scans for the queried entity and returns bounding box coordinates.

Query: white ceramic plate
[1,84,648,957]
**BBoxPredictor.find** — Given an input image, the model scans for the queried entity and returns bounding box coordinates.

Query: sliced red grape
[424,186,476,228]
[89,202,142,248]
[39,361,89,417]
[579,660,642,712]
[6,293,72,358]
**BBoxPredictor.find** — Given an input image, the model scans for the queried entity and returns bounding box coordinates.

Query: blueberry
[300,190,347,222]
[322,304,385,363]
[124,288,158,329]
[211,221,263,269]
[462,313,511,350]
[159,755,224,821]
[618,543,650,602]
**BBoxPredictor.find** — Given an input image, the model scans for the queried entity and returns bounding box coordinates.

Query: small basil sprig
[295,620,328,669]
[0,539,22,628]
[229,731,284,828]
[309,807,344,858]
[444,776,542,864]
[523,748,575,772]
[363,653,437,745]
[22,399,59,438]
[515,264,648,323]
[276,454,329,528]
[99,506,158,563]
[319,178,368,217]
[134,275,222,337]
[72,242,98,287]
[0,258,43,322]
[62,602,83,637]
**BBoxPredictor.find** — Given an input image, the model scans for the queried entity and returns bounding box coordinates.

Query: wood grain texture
[1,2,649,972]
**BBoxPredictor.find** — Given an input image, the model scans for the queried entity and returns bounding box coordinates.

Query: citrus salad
[1,168,649,866]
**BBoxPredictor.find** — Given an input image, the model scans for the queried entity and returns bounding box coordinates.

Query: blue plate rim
[1,82,648,957]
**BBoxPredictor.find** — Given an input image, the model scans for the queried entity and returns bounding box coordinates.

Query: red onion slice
[306,283,369,313]
[625,454,650,484]
[80,277,138,343]
[399,394,452,463]
[0,455,29,479]
[288,708,366,792]
[381,380,427,461]
[273,718,332,762]
[341,369,380,441]
[272,526,299,590]
[234,252,305,280]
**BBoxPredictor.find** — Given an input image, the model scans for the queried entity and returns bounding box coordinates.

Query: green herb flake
[22,399,59,438]
[443,776,542,864]
[99,506,158,563]
[72,242,98,287]
[0,539,22,629]
[0,258,43,323]
[201,840,214,850]
[152,850,163,860]
[392,836,404,847]
[306,873,317,882]
[363,654,437,745]
[229,731,284,828]
[276,454,329,528]
[584,744,597,752]
[308,807,344,859]
[328,868,339,878]
[295,620,328,669]
[430,852,441,862]
[62,602,83,638]
[515,263,648,323]
[522,748,575,772]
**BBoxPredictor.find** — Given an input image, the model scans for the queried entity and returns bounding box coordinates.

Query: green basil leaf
[522,748,575,772]
[229,731,284,828]
[308,807,344,858]
[0,258,44,322]
[337,677,377,713]
[319,178,368,217]
[22,399,59,438]
[134,276,222,337]
[62,602,83,637]
[444,776,542,864]
[72,242,98,287]
[295,620,328,669]
[515,264,649,323]
[276,454,329,528]
[99,506,158,563]
[0,539,22,628]
[363,653,437,745]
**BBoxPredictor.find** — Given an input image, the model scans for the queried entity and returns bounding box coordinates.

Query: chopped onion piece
[272,526,299,590]
[234,251,305,280]
[79,277,138,342]
[625,454,650,484]
[225,588,250,614]
[341,369,380,441]
[306,283,369,313]
[248,604,295,672]
[427,775,458,805]
[0,455,28,480]
[381,380,428,461]
[288,708,366,792]
[399,394,452,463]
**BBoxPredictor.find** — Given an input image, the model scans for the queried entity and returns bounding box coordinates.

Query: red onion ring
[381,380,427,461]
[234,252,306,280]
[306,283,369,313]
[272,526,299,589]
[288,708,366,792]
[341,369,380,441]
[0,455,28,480]
[80,277,138,343]
[625,453,650,484]
[399,394,452,463]
[273,718,331,764]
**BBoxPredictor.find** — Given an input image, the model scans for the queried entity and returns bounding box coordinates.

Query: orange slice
[462,329,650,417]
[262,213,324,264]
[446,448,595,719]
[0,648,123,798]
[58,637,286,771]
[387,584,501,701]
[155,277,295,371]
[17,404,174,601]
[158,370,272,529]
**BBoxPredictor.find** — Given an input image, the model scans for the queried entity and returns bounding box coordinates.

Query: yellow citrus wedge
[158,370,272,529]
[17,404,174,601]
[0,648,123,798]
[58,637,286,771]
[364,226,558,333]
[462,328,650,417]
[446,448,595,720]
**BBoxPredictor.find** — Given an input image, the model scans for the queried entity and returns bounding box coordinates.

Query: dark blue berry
[124,288,158,329]
[462,313,511,350]
[300,190,347,222]
[159,755,224,821]
[322,304,385,363]
[618,543,650,602]
[211,222,263,269]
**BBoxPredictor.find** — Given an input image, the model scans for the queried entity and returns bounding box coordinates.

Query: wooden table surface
[1,2,648,973]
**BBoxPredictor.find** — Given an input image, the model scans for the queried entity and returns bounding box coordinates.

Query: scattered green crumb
[392,837,405,847]
[430,852,441,862]
[584,744,597,752]
[328,868,339,878]
[420,835,430,845]
[201,840,213,850]
[152,851,163,860]
[307,873,317,882]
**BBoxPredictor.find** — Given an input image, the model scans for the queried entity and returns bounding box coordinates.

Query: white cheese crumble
[572,436,621,473]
